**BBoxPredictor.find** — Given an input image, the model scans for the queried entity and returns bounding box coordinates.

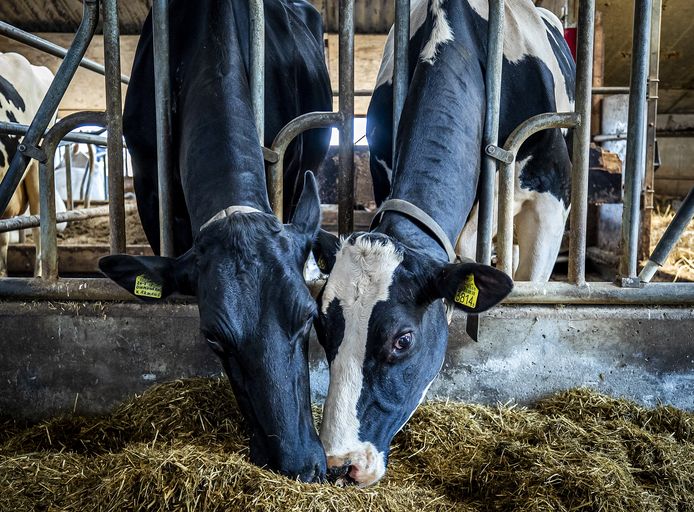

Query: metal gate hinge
[485,144,514,165]
[262,147,279,164]
[18,143,47,163]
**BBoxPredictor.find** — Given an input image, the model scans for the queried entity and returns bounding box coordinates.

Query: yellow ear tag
[454,274,479,309]
[134,274,163,299]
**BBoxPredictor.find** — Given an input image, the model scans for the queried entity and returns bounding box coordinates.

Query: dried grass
[649,198,694,282]
[1,379,692,511]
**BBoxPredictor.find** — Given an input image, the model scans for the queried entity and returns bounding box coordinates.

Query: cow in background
[0,52,63,277]
[313,0,574,486]
[99,0,332,482]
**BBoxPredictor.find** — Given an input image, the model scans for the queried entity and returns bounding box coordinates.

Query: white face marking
[420,0,454,65]
[320,235,402,459]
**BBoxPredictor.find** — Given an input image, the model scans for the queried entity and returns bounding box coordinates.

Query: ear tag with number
[134,274,163,299]
[454,274,479,309]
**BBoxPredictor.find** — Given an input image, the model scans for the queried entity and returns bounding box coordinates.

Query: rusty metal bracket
[18,143,46,163]
[484,144,514,165]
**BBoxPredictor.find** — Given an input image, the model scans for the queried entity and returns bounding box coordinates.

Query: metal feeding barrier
[0,0,692,307]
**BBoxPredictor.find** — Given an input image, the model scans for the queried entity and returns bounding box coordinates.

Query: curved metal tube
[38,111,107,280]
[497,112,580,276]
[267,111,341,220]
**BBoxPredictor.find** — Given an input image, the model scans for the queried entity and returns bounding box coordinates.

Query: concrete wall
[1,300,692,420]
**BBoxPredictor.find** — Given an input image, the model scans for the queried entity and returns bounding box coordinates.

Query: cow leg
[23,160,43,277]
[456,202,478,260]
[0,231,8,277]
[513,192,568,282]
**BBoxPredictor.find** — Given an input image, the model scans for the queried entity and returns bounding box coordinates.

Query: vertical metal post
[0,0,99,217]
[103,0,126,253]
[39,156,59,281]
[618,0,652,284]
[467,0,505,342]
[249,0,265,144]
[568,0,595,286]
[639,0,662,263]
[152,0,175,257]
[392,0,410,164]
[476,0,504,266]
[64,145,73,210]
[338,0,355,235]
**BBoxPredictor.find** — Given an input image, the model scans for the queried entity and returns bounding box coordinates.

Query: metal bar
[0,203,137,233]
[568,0,595,286]
[268,111,341,220]
[0,20,130,84]
[592,86,630,94]
[338,0,355,235]
[0,121,111,146]
[102,0,126,254]
[37,111,107,280]
[467,0,505,342]
[497,113,580,276]
[152,0,175,257]
[249,0,265,144]
[64,145,73,210]
[392,0,410,164]
[506,281,694,305]
[639,0,663,264]
[619,0,652,284]
[332,89,375,97]
[0,278,692,305]
[476,0,505,266]
[0,0,100,218]
[639,186,694,283]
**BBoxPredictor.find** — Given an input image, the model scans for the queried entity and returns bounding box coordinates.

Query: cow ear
[98,250,197,301]
[312,229,340,274]
[290,170,321,238]
[427,262,513,313]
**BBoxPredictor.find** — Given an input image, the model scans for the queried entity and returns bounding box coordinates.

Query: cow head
[313,232,513,486]
[99,172,326,482]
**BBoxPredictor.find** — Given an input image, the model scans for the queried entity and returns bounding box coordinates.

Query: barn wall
[1,301,693,419]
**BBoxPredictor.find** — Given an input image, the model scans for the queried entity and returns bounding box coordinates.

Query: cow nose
[326,460,351,483]
[325,446,386,487]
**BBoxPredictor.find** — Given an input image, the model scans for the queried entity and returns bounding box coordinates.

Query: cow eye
[393,332,413,352]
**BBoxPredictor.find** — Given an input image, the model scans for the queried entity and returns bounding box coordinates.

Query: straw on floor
[1,378,692,511]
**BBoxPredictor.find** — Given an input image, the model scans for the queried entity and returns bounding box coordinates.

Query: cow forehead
[321,235,403,314]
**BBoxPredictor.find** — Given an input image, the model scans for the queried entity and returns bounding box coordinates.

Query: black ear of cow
[99,251,197,302]
[312,229,340,274]
[290,171,321,238]
[428,262,513,313]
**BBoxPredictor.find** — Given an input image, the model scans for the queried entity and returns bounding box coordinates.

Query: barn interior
[0,0,693,509]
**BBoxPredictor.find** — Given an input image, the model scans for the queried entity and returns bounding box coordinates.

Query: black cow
[99,0,331,482]
[314,0,573,486]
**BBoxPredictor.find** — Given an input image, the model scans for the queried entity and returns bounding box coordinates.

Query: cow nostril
[326,461,351,483]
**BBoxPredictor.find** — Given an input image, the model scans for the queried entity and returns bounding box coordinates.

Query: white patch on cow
[465,0,573,113]
[374,0,429,88]
[374,156,393,185]
[320,235,402,483]
[420,0,454,64]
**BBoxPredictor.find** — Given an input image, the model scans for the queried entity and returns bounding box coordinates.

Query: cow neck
[199,205,262,232]
[173,0,272,231]
[381,14,486,264]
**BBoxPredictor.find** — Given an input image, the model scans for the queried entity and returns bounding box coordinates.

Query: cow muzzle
[324,442,386,487]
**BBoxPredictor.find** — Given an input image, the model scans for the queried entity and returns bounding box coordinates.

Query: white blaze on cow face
[319,235,402,487]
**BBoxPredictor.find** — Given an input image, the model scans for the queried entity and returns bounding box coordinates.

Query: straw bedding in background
[1,378,692,511]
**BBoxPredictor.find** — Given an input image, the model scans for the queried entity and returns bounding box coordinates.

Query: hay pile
[1,379,692,511]
[57,201,149,246]
[649,198,694,282]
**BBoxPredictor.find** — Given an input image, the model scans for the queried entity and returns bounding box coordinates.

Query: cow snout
[277,449,327,483]
[325,444,386,487]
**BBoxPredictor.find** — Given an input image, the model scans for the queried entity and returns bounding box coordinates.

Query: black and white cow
[0,52,63,277]
[314,0,574,486]
[99,0,331,482]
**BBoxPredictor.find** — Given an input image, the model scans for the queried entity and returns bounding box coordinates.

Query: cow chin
[325,442,386,487]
